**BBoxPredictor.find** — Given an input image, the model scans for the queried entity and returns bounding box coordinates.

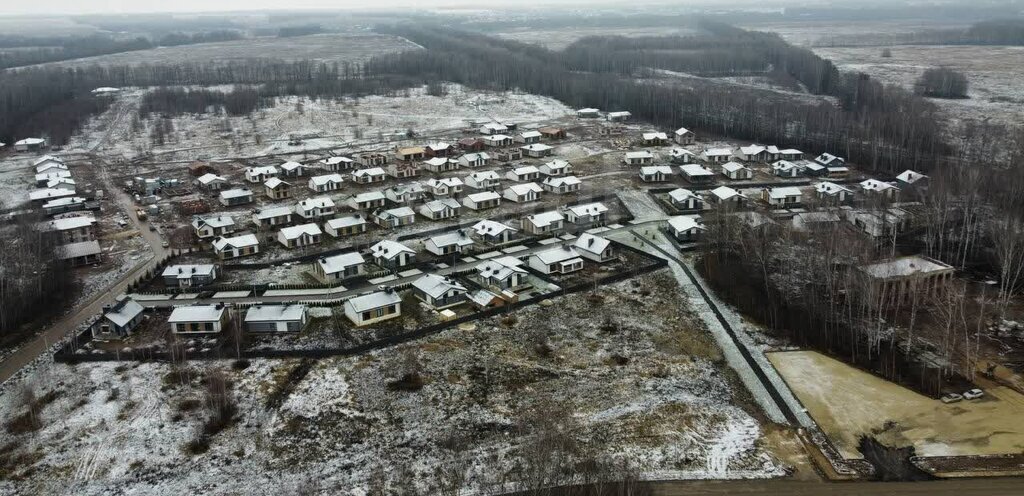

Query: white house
[735,145,767,162]
[245,166,278,183]
[295,197,336,220]
[424,230,475,256]
[308,173,344,193]
[279,161,305,177]
[219,188,254,207]
[702,148,733,164]
[667,216,704,241]
[476,256,527,290]
[506,166,540,182]
[423,156,460,173]
[472,219,517,244]
[14,138,46,152]
[674,127,695,145]
[465,170,501,190]
[482,134,513,147]
[385,182,426,204]
[539,159,572,177]
[503,182,543,203]
[191,215,236,239]
[264,177,292,200]
[419,198,462,220]
[479,122,509,135]
[896,170,929,190]
[346,191,387,211]
[212,234,260,260]
[668,188,703,212]
[462,191,502,210]
[45,177,76,190]
[771,160,802,178]
[313,252,365,282]
[521,143,554,158]
[91,298,145,341]
[642,132,669,146]
[458,152,491,168]
[529,246,584,274]
[607,111,631,121]
[576,108,600,118]
[792,211,842,232]
[162,264,218,288]
[412,274,468,309]
[815,181,854,203]
[708,185,746,205]
[623,151,654,165]
[168,305,227,335]
[195,173,227,191]
[34,170,71,187]
[574,233,614,262]
[860,179,900,199]
[344,290,402,326]
[252,206,293,230]
[543,175,582,194]
[321,156,355,171]
[516,130,542,144]
[370,240,415,269]
[522,210,564,235]
[374,206,416,228]
[351,167,387,184]
[670,148,697,164]
[425,177,464,196]
[639,166,673,182]
[30,188,75,202]
[762,186,803,208]
[325,214,368,237]
[680,163,715,184]
[277,223,322,248]
[721,162,754,180]
[245,305,307,333]
[564,202,609,226]
[815,153,845,167]
[778,149,803,161]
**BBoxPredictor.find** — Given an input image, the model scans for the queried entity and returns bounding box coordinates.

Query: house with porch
[506,166,540,182]
[412,274,468,309]
[668,188,703,212]
[384,182,426,204]
[162,264,218,288]
[564,202,608,226]
[426,177,464,196]
[680,164,715,184]
[346,191,387,211]
[277,223,322,248]
[212,234,259,260]
[424,230,475,256]
[463,191,502,210]
[295,197,336,220]
[472,219,517,244]
[762,186,803,208]
[321,156,355,171]
[245,166,278,183]
[423,156,460,173]
[465,170,501,190]
[667,216,704,241]
[503,182,543,203]
[280,161,305,177]
[521,143,553,158]
[529,246,584,275]
[192,215,236,239]
[308,173,344,193]
[543,175,582,194]
[539,159,572,177]
[168,305,227,335]
[344,291,402,326]
[419,198,461,220]
[521,210,565,235]
[639,166,674,182]
[458,152,491,168]
[642,132,669,146]
[313,252,365,282]
[721,162,754,180]
[252,206,292,230]
[374,206,416,228]
[815,181,854,204]
[701,148,733,163]
[351,167,387,184]
[623,151,654,165]
[325,215,368,237]
[219,188,254,207]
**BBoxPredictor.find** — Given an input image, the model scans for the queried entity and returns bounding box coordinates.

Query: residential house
[374,206,416,229]
[847,208,912,238]
[815,181,854,204]
[277,223,323,248]
[623,151,655,165]
[195,173,227,191]
[529,246,584,274]
[295,197,336,220]
[426,142,452,157]
[245,166,278,183]
[419,198,462,220]
[423,156,459,173]
[91,298,145,340]
[42,197,87,216]
[412,274,468,309]
[539,127,566,140]
[35,162,68,175]
[778,149,803,161]
[321,156,355,171]
[858,255,954,304]
[701,148,733,164]
[762,186,803,208]
[667,216,704,241]
[670,148,697,164]
[543,175,582,194]
[674,127,695,145]
[564,202,609,226]
[35,170,72,187]
[814,153,845,168]
[346,191,387,211]
[506,166,540,182]
[607,111,632,121]
[792,211,842,232]
[30,188,75,203]
[351,167,387,184]
[521,210,564,235]
[771,160,802,178]
[475,256,527,291]
[472,219,517,244]
[576,108,600,118]
[192,215,236,239]
[55,240,102,266]
[14,137,47,152]
[515,131,542,144]
[46,177,76,190]
[385,182,426,204]
[251,206,293,230]
[708,186,746,206]
[668,188,703,212]
[642,132,669,146]
[325,215,368,237]
[33,155,64,170]
[639,166,674,182]
[279,161,305,177]
[394,146,426,162]
[370,240,415,269]
[539,159,572,177]
[212,234,260,260]
[308,173,344,193]
[264,178,292,200]
[357,152,388,167]
[45,215,97,243]
[465,170,501,190]
[482,134,513,147]
[344,290,402,326]
[574,233,615,262]
[458,152,491,168]
[479,122,509,135]
[521,143,553,158]
[219,188,254,207]
[896,170,929,191]
[386,161,420,179]
[495,147,523,162]
[860,179,900,199]
[426,177,464,197]
[245,305,307,333]
[680,164,715,184]
[313,252,365,282]
[424,230,475,256]
[503,182,543,203]
[168,305,227,335]
[721,162,754,180]
[735,145,768,162]
[457,138,485,152]
[162,264,218,288]
[463,191,502,210]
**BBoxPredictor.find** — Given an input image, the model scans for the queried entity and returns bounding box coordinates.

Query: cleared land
[769,350,1024,460]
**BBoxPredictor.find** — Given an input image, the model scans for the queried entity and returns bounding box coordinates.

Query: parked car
[963,389,985,400]
[941,393,963,404]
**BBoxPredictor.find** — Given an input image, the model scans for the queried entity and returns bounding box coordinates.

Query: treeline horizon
[0,31,245,70]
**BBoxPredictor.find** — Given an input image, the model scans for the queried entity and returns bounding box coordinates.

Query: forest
[0,31,244,70]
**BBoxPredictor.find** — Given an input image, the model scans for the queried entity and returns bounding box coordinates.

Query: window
[362,311,371,321]
[204,322,214,332]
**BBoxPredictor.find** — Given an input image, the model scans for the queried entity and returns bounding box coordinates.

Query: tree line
[0,31,244,70]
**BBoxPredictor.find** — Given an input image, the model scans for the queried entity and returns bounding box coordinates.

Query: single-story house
[506,166,540,182]
[607,111,632,122]
[708,185,746,205]
[162,264,218,288]
[308,173,344,193]
[395,146,426,162]
[668,188,703,212]
[529,246,584,274]
[346,191,387,211]
[168,305,227,335]
[543,175,582,194]
[680,164,715,184]
[762,186,803,208]
[778,149,803,161]
[351,167,387,184]
[42,197,87,215]
[482,134,513,147]
[463,191,502,210]
[374,206,416,229]
[521,143,553,158]
[576,108,600,118]
[642,132,669,146]
[30,188,76,202]
[219,188,254,207]
[426,177,464,196]
[195,173,227,191]
[521,210,565,235]
[245,305,307,333]
[860,179,900,199]
[721,162,754,180]
[624,151,655,165]
[313,252,366,282]
[515,131,542,144]
[771,160,802,178]
[252,206,293,230]
[295,196,336,220]
[539,127,566,139]
[91,298,145,341]
[701,148,733,163]
[245,166,278,183]
[419,198,462,220]
[212,234,260,260]
[458,138,485,152]
[357,152,388,167]
[426,142,452,157]
[14,137,46,152]
[574,233,615,262]
[35,170,72,187]
[539,159,572,177]
[458,152,491,168]
[815,181,854,203]
[479,122,509,135]
[56,240,102,266]
[370,240,415,269]
[344,290,402,326]
[814,153,845,167]
[896,170,929,191]
[279,161,304,177]
[277,223,323,248]
[667,216,704,241]
[564,202,609,226]
[412,274,468,309]
[472,219,517,244]
[735,145,768,162]
[476,256,528,291]
[503,182,543,203]
[325,214,369,237]
[639,166,674,182]
[465,170,501,190]
[424,230,475,256]
[192,215,236,239]
[321,156,355,171]
[385,182,426,204]
[792,211,843,232]
[422,157,459,173]
[670,148,697,164]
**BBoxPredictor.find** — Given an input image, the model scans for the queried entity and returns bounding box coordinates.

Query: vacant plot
[36,33,419,69]
[769,350,1024,460]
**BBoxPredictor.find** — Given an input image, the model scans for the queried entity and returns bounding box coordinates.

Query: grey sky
[0,1,427,16]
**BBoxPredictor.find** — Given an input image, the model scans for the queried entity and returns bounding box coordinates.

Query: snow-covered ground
[0,271,787,494]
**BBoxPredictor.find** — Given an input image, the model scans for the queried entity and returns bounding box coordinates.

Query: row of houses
[28,155,105,266]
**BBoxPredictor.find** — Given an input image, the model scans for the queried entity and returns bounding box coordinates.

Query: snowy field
[0,271,787,494]
[494,26,701,50]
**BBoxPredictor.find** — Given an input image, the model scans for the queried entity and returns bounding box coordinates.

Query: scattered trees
[915,67,969,98]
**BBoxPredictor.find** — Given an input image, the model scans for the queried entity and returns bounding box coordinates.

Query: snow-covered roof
[428,142,450,151]
[472,219,516,236]
[47,215,95,231]
[861,256,953,279]
[668,215,703,233]
[461,152,491,161]
[264,177,289,189]
[427,231,474,249]
[772,160,799,171]
[197,173,226,184]
[680,164,713,176]
[482,122,508,131]
[710,186,743,200]
[722,161,748,173]
[543,175,582,187]
[168,305,224,323]
[192,215,234,229]
[521,143,553,152]
[162,264,216,279]
[566,202,608,217]
[103,298,143,327]
[476,256,526,280]
[625,151,654,160]
[861,179,898,192]
[371,240,414,259]
[213,234,258,251]
[525,210,564,228]
[815,153,843,165]
[30,188,75,201]
[254,206,292,219]
[642,132,668,141]
[507,182,543,195]
[533,245,582,265]
[466,191,501,202]
[318,252,365,275]
[468,170,501,182]
[640,166,673,175]
[896,170,928,184]
[483,134,512,142]
[574,233,611,255]
[321,156,353,165]
[704,148,733,156]
[766,186,802,199]
[55,240,101,259]
[577,108,600,113]
[298,196,336,209]
[326,215,367,229]
[378,206,415,219]
[247,165,278,176]
[15,138,45,146]
[520,131,542,139]
[427,177,464,188]
[779,148,802,155]
[542,159,571,170]
[245,304,306,322]
[32,155,63,167]
[669,188,698,202]
[350,191,385,203]
[740,145,766,156]
[346,291,401,313]
[279,223,323,240]
[353,167,386,177]
[35,170,72,182]
[670,148,696,158]
[509,165,540,176]
[219,188,253,199]
[815,181,852,195]
[413,273,467,299]
[280,161,303,171]
[309,174,344,186]
[608,111,631,118]
[42,197,86,208]
[422,198,461,212]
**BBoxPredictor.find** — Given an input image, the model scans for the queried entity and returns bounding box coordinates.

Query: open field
[812,44,1024,128]
[30,33,419,69]
[494,26,701,50]
[739,20,969,47]
[769,350,1024,460]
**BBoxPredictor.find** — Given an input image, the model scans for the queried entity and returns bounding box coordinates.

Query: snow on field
[0,271,786,494]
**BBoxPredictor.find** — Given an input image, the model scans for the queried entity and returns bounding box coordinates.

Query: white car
[963,389,985,400]
[940,393,963,404]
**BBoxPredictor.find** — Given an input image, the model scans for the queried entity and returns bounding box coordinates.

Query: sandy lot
[769,350,1024,460]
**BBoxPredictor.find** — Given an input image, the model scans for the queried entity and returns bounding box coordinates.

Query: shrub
[914,67,969,98]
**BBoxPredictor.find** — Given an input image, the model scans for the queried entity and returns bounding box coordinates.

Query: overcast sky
[1,1,424,16]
